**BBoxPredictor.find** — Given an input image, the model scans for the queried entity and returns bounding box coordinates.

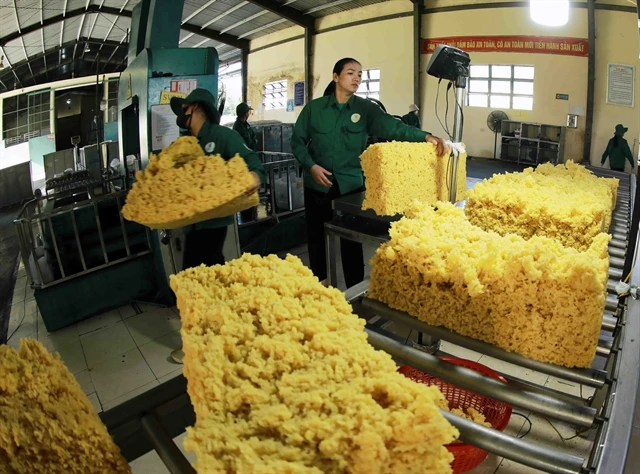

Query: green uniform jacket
[233,119,257,150]
[292,94,429,194]
[402,112,421,129]
[601,136,635,170]
[185,121,266,232]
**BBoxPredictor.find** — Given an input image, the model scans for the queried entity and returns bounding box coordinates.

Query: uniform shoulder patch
[204,142,216,153]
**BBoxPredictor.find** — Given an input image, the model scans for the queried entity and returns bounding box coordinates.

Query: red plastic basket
[398,357,512,474]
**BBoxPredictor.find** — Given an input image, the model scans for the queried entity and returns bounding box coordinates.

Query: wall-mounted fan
[487,110,509,159]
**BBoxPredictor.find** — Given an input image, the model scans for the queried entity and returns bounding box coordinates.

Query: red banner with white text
[421,36,589,57]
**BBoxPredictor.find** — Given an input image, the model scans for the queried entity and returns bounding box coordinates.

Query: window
[356,68,380,101]
[466,65,534,110]
[263,80,288,111]
[2,90,50,147]
[219,61,243,125]
[107,79,119,122]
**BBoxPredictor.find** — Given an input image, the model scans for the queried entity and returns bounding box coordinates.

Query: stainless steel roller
[609,256,625,268]
[608,246,626,258]
[602,314,618,331]
[442,411,585,474]
[609,266,624,279]
[605,294,620,312]
[609,238,627,249]
[366,329,597,428]
[362,298,607,388]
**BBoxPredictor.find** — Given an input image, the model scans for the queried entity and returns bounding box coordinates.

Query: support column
[103,80,109,124]
[241,48,248,103]
[413,0,422,109]
[583,0,595,164]
[304,26,314,103]
[49,88,56,136]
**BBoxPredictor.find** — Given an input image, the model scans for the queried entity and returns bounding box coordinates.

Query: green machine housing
[31,0,219,331]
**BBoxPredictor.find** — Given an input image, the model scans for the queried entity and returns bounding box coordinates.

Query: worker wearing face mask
[402,104,421,129]
[169,89,265,364]
[233,102,257,150]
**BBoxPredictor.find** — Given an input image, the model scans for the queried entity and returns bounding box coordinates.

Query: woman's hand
[311,165,333,187]
[426,134,448,157]
[245,172,261,196]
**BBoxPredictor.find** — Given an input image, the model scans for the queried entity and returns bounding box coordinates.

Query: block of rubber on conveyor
[0,339,130,474]
[121,136,258,229]
[361,142,467,216]
[368,202,610,369]
[170,254,458,473]
[466,161,618,251]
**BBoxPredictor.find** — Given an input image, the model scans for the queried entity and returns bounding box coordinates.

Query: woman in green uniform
[292,58,447,288]
[169,89,265,363]
[601,124,635,172]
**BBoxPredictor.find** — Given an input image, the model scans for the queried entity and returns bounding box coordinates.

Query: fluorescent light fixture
[530,0,569,27]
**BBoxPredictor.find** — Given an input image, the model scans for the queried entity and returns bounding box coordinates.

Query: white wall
[0,141,30,170]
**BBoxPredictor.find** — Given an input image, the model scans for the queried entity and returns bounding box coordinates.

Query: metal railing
[14,190,152,289]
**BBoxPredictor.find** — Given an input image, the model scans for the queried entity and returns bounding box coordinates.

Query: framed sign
[607,63,635,107]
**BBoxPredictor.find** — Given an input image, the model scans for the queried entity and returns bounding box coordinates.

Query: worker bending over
[169,89,265,363]
[292,57,447,289]
[601,124,635,172]
[402,104,421,129]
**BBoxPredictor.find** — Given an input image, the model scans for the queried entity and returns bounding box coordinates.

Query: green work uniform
[184,120,266,233]
[402,111,421,129]
[292,94,430,194]
[601,136,635,171]
[233,119,257,150]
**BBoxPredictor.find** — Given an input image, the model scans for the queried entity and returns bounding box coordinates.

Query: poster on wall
[170,79,198,94]
[160,91,186,104]
[607,64,635,108]
[286,100,295,112]
[294,81,305,107]
[422,36,589,57]
[151,104,180,150]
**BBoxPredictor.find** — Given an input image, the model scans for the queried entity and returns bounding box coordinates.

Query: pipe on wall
[583,0,596,164]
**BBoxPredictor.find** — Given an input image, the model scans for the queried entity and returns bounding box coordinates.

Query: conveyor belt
[328,169,639,474]
[101,169,637,474]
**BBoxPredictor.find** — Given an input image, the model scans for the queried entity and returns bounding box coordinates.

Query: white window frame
[356,68,381,101]
[466,65,534,111]
[263,80,288,111]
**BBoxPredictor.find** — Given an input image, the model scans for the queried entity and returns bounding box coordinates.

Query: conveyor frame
[99,168,638,474]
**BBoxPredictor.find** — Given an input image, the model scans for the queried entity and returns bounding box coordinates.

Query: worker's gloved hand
[426,134,447,157]
[310,165,333,188]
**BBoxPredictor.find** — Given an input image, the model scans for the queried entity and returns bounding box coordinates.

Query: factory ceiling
[0,0,387,93]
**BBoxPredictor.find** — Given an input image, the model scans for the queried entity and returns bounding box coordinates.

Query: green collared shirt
[186,120,266,232]
[292,94,429,194]
[232,119,257,150]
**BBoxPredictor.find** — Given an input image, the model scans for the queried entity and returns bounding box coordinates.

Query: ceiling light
[530,0,569,27]
[84,44,91,53]
[66,98,71,104]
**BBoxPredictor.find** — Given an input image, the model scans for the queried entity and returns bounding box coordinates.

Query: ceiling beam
[0,5,131,47]
[0,38,127,82]
[244,0,313,28]
[181,23,249,50]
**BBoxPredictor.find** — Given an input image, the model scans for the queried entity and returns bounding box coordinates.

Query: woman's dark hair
[613,135,621,149]
[323,57,361,97]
